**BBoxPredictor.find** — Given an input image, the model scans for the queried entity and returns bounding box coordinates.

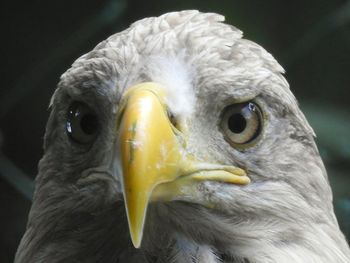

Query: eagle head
[15,10,350,263]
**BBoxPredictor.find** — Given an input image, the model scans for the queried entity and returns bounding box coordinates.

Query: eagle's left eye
[220,102,263,149]
[66,102,100,144]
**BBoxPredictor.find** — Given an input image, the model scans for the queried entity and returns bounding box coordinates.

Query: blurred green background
[1,0,349,261]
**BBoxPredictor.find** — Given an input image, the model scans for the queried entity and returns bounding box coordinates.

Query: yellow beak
[116,82,250,248]
[117,83,185,247]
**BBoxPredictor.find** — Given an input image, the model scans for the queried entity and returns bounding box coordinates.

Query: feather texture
[15,10,350,263]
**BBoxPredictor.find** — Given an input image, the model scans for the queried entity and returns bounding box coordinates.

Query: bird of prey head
[15,11,350,263]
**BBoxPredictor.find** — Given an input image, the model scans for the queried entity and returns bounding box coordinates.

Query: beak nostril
[166,109,188,147]
[167,109,178,128]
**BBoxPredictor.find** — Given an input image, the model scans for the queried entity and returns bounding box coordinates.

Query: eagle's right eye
[66,102,100,144]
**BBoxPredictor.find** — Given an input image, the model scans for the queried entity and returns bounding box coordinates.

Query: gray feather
[15,10,350,263]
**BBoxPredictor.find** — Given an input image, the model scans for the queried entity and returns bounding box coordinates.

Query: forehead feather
[57,10,314,135]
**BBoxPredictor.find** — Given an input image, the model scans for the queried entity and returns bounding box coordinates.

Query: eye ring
[66,102,100,145]
[220,101,263,149]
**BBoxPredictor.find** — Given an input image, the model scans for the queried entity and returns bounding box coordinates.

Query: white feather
[142,52,196,118]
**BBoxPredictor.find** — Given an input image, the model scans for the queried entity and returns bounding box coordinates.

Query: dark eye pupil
[67,102,99,144]
[228,113,246,133]
[80,114,98,135]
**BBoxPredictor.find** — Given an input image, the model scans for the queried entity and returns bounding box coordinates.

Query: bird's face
[43,11,333,251]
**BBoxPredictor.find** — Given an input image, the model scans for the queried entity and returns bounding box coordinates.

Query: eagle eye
[66,102,99,144]
[220,102,263,148]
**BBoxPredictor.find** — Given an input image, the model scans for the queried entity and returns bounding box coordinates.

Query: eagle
[15,10,350,263]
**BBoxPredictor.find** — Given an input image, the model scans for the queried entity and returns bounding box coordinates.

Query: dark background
[1,0,349,261]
